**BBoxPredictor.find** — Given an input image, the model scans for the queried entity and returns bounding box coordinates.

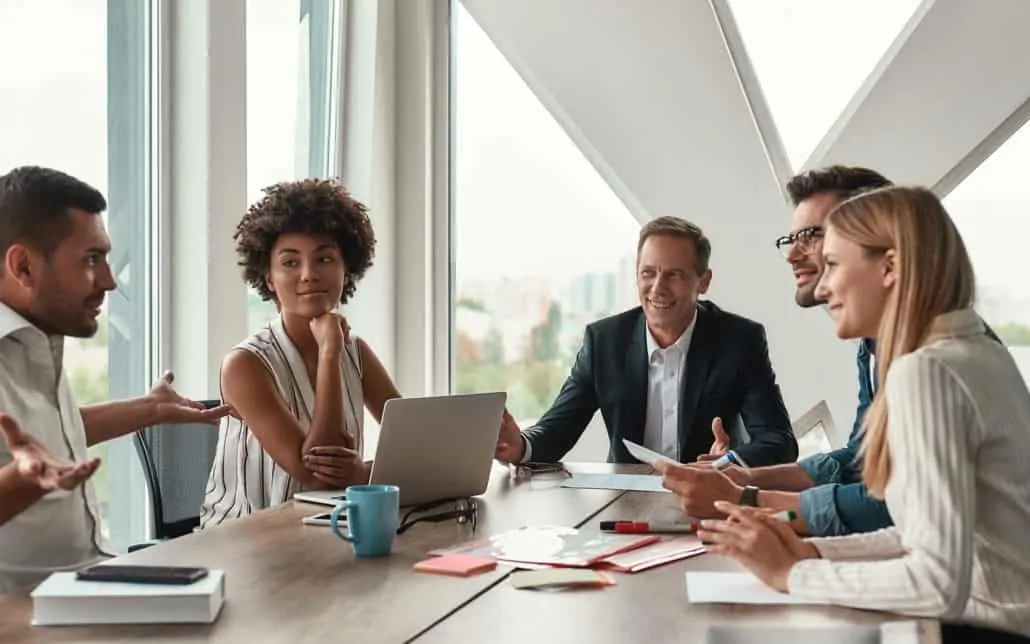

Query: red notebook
[413,554,498,577]
[596,535,706,572]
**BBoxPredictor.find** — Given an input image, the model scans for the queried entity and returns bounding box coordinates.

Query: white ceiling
[459,0,1030,425]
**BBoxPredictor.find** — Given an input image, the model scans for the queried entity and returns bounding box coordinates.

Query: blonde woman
[661,187,1030,640]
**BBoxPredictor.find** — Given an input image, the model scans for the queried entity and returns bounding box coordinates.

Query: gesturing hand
[149,370,231,426]
[698,501,819,592]
[303,445,367,488]
[654,459,743,518]
[0,414,100,492]
[696,417,730,462]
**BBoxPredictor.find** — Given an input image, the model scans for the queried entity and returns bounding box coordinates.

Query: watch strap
[739,485,759,507]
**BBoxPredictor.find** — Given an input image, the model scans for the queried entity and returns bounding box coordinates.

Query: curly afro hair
[234,178,376,304]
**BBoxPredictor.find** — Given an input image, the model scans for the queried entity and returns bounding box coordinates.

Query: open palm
[0,414,100,491]
[149,370,231,425]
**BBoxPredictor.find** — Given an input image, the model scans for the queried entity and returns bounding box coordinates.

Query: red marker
[600,521,697,534]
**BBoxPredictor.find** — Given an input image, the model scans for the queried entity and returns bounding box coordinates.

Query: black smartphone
[199,399,222,410]
[76,565,209,585]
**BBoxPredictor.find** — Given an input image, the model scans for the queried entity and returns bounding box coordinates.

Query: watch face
[740,485,759,507]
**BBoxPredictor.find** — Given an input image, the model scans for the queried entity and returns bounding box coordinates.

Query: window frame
[103,0,161,550]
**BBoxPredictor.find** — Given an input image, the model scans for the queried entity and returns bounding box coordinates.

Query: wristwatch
[739,485,759,507]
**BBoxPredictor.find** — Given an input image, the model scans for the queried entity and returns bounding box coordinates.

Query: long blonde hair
[826,186,975,497]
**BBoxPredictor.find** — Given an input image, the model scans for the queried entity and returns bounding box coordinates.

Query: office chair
[129,409,221,551]
[790,400,841,460]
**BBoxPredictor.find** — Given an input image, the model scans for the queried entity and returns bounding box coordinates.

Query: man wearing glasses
[660,166,1000,536]
[659,166,892,536]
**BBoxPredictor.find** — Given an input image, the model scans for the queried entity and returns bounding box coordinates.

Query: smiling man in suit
[494,216,797,467]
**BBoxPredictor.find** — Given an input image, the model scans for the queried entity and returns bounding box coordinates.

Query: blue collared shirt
[795,319,1002,537]
[796,339,893,536]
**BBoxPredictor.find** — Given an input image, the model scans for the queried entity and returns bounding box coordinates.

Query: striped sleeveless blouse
[199,316,364,528]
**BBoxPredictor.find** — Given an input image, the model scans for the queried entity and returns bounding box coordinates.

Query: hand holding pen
[698,501,817,592]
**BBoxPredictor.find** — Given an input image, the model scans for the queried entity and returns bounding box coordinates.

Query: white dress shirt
[643,313,697,460]
[521,310,698,463]
[788,309,1030,636]
[0,302,109,592]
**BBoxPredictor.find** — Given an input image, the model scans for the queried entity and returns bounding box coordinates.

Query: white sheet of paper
[622,438,680,467]
[704,621,921,644]
[560,473,670,493]
[686,572,829,605]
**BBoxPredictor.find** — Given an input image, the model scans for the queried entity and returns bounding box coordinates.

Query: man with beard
[0,166,229,591]
[656,166,1001,537]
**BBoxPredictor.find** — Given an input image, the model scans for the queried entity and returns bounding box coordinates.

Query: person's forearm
[748,463,816,491]
[0,463,45,526]
[755,489,811,535]
[302,347,350,452]
[80,396,158,446]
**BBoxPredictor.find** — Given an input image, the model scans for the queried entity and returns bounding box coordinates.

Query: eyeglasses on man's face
[774,226,824,258]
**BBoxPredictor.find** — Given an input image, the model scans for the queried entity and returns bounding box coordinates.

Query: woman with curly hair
[200,179,400,527]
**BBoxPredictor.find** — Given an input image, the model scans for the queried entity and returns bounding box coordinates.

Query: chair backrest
[791,400,842,461]
[133,423,219,540]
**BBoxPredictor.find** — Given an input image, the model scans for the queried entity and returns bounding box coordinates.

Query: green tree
[69,365,109,405]
[521,360,566,417]
[994,322,1030,347]
[456,297,486,312]
[482,327,505,364]
[456,326,509,396]
[456,362,509,396]
[528,302,562,362]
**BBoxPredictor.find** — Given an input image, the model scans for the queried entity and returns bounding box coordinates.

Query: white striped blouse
[199,316,364,528]
[788,309,1030,636]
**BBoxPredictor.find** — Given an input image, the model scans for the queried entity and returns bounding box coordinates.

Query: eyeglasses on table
[396,496,478,535]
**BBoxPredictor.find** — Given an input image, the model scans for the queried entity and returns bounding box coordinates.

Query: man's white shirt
[522,310,697,463]
[642,313,697,460]
[0,302,108,592]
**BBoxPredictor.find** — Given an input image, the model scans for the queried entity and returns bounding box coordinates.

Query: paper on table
[686,572,829,605]
[704,622,921,644]
[560,473,670,493]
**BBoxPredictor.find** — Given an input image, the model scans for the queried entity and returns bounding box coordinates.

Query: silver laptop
[369,392,506,506]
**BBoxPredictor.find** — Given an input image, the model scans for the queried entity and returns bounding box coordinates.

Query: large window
[245,0,344,331]
[0,0,157,551]
[451,6,639,459]
[944,119,1030,383]
[727,0,922,169]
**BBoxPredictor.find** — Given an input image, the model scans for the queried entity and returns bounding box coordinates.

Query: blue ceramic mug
[329,484,400,557]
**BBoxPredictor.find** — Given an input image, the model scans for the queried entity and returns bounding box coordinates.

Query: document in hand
[430,525,660,568]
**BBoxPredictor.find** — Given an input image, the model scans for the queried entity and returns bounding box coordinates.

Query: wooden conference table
[0,463,939,644]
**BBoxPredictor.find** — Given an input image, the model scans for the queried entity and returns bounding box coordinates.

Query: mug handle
[331,502,359,543]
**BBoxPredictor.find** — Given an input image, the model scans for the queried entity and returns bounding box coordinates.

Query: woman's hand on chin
[309,312,351,352]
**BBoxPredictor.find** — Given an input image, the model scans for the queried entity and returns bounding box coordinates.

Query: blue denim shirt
[795,320,1001,536]
[796,339,893,536]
